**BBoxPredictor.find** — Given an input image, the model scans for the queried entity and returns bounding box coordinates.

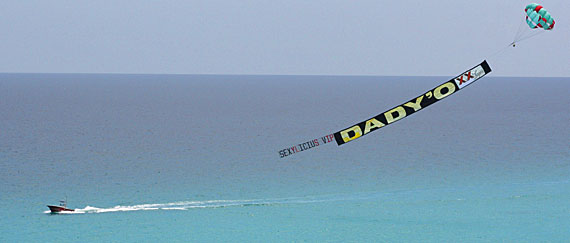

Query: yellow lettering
[434,82,456,100]
[404,96,423,111]
[364,118,385,134]
[384,106,406,124]
[340,126,362,143]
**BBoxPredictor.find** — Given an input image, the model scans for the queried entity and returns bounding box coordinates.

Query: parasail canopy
[525,3,555,30]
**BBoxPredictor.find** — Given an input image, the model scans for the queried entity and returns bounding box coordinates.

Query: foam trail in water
[48,180,565,215]
[43,194,366,214]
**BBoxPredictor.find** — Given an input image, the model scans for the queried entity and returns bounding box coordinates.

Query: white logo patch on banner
[454,65,485,89]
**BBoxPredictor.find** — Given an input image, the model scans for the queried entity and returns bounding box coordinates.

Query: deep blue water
[1,74,568,242]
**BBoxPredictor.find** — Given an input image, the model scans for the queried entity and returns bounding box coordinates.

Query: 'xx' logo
[456,71,474,85]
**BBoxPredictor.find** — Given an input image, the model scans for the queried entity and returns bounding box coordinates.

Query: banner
[279,60,491,157]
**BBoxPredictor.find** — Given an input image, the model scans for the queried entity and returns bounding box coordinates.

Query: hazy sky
[1,0,568,77]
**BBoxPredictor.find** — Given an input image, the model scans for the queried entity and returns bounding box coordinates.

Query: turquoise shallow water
[1,74,569,242]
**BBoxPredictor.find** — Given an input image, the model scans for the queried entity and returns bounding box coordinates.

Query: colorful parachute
[513,3,555,45]
[525,3,555,30]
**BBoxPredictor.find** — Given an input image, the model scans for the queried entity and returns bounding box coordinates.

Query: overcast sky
[1,0,568,77]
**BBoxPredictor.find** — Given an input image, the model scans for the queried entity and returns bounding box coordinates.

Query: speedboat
[47,199,74,213]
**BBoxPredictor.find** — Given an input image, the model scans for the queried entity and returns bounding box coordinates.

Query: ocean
[1,73,568,242]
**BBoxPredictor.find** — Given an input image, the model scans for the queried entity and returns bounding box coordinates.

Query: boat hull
[47,205,74,213]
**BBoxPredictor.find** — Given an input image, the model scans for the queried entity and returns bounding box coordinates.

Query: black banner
[279,60,491,157]
[333,60,491,145]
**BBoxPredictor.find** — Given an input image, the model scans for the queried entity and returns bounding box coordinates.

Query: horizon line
[0,72,567,79]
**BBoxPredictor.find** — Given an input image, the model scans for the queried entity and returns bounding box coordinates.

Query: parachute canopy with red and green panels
[525,3,555,30]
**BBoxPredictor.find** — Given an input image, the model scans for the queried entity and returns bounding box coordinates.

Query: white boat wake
[45,180,569,215]
[43,195,359,214]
